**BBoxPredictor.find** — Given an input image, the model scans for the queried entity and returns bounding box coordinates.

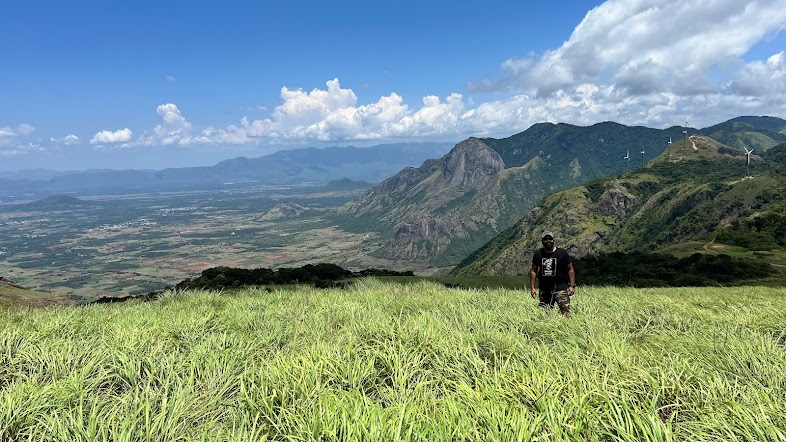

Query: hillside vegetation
[338,116,786,269]
[1,280,784,440]
[452,137,786,279]
[175,263,414,291]
[699,116,786,151]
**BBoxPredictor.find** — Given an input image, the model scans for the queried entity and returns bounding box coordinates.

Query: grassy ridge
[2,280,785,440]
[0,282,75,309]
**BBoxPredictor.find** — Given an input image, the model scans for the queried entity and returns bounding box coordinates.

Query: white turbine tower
[744,147,753,178]
[668,137,673,159]
[624,150,630,174]
[683,120,689,151]
[640,149,646,168]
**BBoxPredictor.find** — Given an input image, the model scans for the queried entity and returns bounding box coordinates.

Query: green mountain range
[339,116,786,268]
[451,133,786,277]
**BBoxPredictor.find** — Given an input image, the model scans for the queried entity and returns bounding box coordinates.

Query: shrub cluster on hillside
[764,143,786,169]
[175,263,414,291]
[574,251,774,287]
[718,211,786,250]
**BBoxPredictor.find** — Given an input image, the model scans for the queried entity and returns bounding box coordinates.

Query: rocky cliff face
[339,138,517,265]
[441,138,505,188]
[594,187,639,218]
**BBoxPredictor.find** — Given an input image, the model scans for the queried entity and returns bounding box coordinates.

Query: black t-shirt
[532,247,572,290]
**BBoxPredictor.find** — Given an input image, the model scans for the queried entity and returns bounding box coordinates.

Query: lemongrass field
[1,280,785,441]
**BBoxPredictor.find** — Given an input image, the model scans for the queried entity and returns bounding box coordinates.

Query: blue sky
[2,0,786,171]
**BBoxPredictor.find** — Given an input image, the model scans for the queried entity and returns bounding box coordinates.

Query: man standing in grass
[530,231,576,316]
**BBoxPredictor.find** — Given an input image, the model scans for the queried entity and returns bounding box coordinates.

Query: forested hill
[699,116,786,151]
[451,137,786,277]
[484,116,786,173]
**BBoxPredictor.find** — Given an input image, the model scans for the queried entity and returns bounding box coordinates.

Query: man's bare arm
[530,264,538,298]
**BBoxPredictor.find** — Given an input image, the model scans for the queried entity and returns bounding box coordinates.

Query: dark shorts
[538,286,571,315]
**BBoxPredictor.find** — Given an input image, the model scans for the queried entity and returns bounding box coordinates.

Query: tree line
[175,263,414,291]
[574,251,773,287]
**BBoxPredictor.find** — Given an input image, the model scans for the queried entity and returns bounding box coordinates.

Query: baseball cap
[541,231,554,240]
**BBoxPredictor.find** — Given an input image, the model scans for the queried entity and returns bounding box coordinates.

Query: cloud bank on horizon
[2,0,786,161]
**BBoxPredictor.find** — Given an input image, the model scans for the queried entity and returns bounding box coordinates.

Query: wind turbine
[683,120,689,151]
[624,150,630,174]
[744,147,753,177]
[640,149,646,168]
[668,137,673,159]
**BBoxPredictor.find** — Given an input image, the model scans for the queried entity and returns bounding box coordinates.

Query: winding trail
[688,135,699,151]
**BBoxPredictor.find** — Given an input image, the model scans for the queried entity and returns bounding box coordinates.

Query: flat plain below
[2,281,784,441]
[0,187,409,301]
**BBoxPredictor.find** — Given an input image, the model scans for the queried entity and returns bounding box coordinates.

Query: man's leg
[553,290,571,316]
[538,290,554,309]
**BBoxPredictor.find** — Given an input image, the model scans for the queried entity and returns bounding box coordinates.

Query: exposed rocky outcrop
[594,187,639,217]
[441,138,505,188]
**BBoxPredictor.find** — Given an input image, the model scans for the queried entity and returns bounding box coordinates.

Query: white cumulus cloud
[90,128,133,144]
[217,0,784,142]
[131,104,201,147]
[0,124,35,140]
[482,0,786,98]
[239,79,467,142]
[156,103,190,129]
[455,0,786,129]
[153,103,192,145]
[726,51,786,97]
[50,134,81,145]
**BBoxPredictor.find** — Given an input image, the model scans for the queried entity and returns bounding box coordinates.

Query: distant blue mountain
[0,142,454,198]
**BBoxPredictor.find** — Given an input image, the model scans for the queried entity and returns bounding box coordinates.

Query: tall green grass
[1,280,785,441]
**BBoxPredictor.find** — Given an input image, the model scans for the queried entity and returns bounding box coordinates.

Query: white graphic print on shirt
[541,257,556,277]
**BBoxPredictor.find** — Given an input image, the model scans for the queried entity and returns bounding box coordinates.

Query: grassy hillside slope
[2,280,784,440]
[0,278,74,309]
